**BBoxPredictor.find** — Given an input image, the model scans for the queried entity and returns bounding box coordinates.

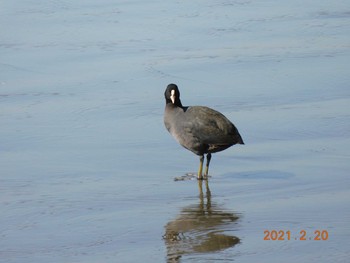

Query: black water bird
[164,83,244,180]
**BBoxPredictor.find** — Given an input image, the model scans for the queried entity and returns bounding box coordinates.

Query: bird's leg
[197,155,204,180]
[204,153,211,179]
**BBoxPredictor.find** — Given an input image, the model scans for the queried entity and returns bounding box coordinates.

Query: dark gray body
[164,103,244,156]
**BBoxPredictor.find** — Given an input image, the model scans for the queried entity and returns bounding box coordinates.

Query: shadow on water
[163,180,241,262]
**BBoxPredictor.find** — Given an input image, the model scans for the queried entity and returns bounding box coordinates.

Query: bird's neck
[166,99,183,108]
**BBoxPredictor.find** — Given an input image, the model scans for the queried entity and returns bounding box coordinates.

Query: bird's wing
[185,106,237,144]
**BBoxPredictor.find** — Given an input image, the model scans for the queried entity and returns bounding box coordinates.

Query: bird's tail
[237,132,244,145]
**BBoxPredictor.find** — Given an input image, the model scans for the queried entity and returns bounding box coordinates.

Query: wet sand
[1,1,350,262]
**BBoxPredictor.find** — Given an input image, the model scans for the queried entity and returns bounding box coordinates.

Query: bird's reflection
[163,180,240,262]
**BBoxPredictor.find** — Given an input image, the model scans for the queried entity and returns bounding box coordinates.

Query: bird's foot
[197,174,210,180]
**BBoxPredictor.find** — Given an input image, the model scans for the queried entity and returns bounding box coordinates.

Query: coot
[164,83,244,180]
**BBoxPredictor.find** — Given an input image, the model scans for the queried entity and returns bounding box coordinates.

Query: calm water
[1,1,350,262]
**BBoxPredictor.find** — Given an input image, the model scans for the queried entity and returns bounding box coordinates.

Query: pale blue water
[1,1,350,262]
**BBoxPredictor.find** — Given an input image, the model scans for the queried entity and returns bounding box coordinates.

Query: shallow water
[1,1,350,262]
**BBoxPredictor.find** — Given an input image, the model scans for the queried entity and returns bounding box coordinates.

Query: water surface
[1,1,350,262]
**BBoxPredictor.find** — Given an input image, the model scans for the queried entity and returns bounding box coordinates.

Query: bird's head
[164,83,182,106]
